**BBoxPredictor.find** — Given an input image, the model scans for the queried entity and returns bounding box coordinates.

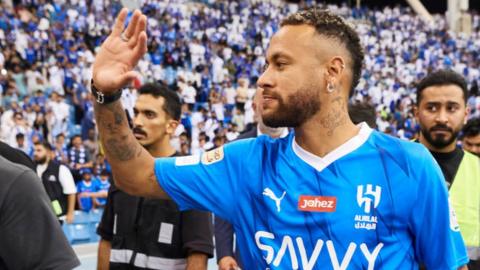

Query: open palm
[92,9,148,93]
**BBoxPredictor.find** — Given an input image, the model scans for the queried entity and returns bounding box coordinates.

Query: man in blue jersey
[90,8,468,269]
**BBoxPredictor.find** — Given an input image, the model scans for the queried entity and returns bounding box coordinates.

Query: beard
[262,87,321,128]
[421,124,460,149]
[35,156,47,164]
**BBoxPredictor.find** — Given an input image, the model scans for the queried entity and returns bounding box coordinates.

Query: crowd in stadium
[0,0,479,200]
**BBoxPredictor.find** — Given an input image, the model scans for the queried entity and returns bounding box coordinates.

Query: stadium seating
[62,209,104,244]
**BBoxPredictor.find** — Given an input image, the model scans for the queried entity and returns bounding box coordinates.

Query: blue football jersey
[77,180,95,212]
[155,123,468,269]
[93,178,110,206]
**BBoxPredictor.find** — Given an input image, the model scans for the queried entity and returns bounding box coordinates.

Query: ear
[464,106,470,125]
[325,56,346,86]
[413,105,419,120]
[165,120,179,136]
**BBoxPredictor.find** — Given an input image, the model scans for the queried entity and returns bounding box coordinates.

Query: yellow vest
[450,151,480,259]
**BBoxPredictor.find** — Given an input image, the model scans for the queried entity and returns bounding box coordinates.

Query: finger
[133,31,148,57]
[129,14,147,47]
[112,8,129,37]
[123,9,141,39]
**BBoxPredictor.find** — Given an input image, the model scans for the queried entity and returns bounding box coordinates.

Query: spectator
[46,91,70,137]
[33,141,77,223]
[92,169,110,208]
[68,134,93,181]
[83,128,98,159]
[76,169,97,212]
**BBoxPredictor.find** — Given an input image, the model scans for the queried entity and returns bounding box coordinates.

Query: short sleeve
[409,148,469,269]
[0,170,80,270]
[155,138,260,222]
[181,210,214,257]
[97,185,116,241]
[58,164,77,194]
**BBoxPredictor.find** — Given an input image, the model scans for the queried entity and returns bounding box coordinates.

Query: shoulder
[366,131,435,176]
[0,141,35,171]
[463,150,480,163]
[368,131,432,162]
[226,133,287,157]
[0,155,35,190]
[0,156,47,209]
[236,128,257,140]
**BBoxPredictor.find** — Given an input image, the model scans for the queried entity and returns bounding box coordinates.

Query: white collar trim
[292,122,372,172]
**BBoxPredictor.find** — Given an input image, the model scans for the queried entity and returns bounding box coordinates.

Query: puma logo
[263,188,286,212]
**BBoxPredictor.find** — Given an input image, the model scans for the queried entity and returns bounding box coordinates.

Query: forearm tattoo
[94,101,140,161]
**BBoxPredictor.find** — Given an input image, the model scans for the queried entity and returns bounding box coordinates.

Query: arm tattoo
[94,101,139,161]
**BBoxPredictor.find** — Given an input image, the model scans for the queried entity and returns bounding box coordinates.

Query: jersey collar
[292,122,373,172]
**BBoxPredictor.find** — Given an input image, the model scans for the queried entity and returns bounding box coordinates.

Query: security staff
[97,83,213,270]
[33,141,77,223]
[415,69,480,269]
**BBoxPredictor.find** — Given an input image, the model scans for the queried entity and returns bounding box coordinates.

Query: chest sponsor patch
[298,195,337,212]
[201,147,224,165]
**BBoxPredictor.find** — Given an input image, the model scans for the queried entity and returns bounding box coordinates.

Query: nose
[435,109,449,124]
[133,114,143,128]
[257,66,274,91]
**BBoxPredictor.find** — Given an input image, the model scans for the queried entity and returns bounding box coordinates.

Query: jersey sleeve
[155,138,259,222]
[409,147,469,269]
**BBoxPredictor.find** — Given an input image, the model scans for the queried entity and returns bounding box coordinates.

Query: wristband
[90,79,122,104]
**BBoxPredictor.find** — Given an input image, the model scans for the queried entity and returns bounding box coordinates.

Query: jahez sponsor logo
[298,196,336,212]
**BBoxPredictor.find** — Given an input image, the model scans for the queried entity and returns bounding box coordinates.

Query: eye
[276,62,287,70]
[447,104,459,113]
[426,105,437,112]
[145,111,156,119]
[133,109,139,116]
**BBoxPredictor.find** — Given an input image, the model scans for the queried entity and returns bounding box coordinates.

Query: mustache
[262,90,282,100]
[133,127,147,136]
[429,125,453,133]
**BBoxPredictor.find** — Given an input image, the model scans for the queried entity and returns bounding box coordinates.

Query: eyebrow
[266,52,294,63]
[425,101,461,106]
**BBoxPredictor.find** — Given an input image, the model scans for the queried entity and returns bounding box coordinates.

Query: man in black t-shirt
[96,83,213,270]
[0,154,79,270]
[415,70,480,269]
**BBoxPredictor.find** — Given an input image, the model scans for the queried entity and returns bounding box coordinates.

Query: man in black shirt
[97,83,213,269]
[415,69,480,269]
[0,154,80,269]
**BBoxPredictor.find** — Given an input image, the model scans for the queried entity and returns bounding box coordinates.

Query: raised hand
[92,8,148,94]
